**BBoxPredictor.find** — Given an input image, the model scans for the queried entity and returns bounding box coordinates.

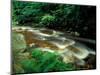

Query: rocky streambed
[12,26,96,74]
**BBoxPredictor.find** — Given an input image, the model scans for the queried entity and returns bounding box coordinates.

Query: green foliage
[17,48,75,73]
[12,1,81,27]
[12,1,47,26]
[53,61,75,71]
[40,14,55,26]
[20,59,38,73]
[31,48,44,60]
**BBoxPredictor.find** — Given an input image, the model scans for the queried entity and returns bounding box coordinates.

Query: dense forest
[12,1,96,39]
[12,1,96,74]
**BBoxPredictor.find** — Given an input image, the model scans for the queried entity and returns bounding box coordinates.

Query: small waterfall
[12,26,96,66]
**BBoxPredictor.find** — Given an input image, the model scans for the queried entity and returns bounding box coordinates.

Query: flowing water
[12,26,96,69]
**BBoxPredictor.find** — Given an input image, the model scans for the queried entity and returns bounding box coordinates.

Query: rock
[12,26,95,66]
[12,31,27,53]
[12,27,75,50]
[13,63,25,74]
